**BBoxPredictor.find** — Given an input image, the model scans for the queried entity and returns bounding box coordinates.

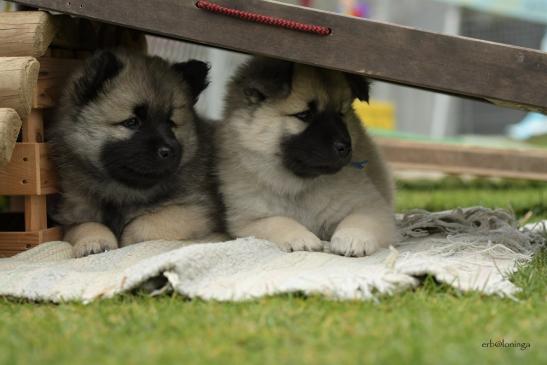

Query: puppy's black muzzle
[101,123,183,189]
[282,111,352,178]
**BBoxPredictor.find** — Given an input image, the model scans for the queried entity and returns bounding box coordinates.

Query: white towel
[0,208,543,303]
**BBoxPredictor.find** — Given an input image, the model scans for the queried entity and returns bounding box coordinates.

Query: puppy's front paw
[73,238,118,258]
[274,230,323,253]
[330,228,388,257]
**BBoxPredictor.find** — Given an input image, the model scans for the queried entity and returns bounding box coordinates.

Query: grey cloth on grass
[0,207,543,303]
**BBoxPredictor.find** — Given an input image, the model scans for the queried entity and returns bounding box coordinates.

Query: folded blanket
[0,208,543,303]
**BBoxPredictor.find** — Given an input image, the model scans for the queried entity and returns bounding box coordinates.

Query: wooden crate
[0,11,145,257]
[0,12,64,256]
[0,100,66,257]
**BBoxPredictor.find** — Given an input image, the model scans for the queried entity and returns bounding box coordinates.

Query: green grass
[397,177,547,221]
[1,177,546,365]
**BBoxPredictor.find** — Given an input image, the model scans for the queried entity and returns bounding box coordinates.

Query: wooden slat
[22,108,43,142]
[42,225,62,241]
[0,56,39,119]
[38,142,57,192]
[0,227,62,257]
[24,195,47,231]
[0,11,57,57]
[33,57,81,109]
[9,0,547,113]
[377,138,547,181]
[0,232,41,251]
[0,108,22,167]
[0,142,39,195]
[0,142,57,195]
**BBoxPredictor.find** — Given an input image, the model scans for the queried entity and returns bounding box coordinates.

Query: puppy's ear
[172,60,210,104]
[345,74,371,103]
[73,50,123,107]
[241,58,293,105]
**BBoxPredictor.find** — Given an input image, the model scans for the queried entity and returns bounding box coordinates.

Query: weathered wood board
[0,227,62,257]
[0,11,56,57]
[378,138,547,181]
[8,0,547,113]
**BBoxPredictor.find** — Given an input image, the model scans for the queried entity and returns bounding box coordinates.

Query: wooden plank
[0,142,57,195]
[0,11,57,57]
[38,142,57,192]
[0,227,62,256]
[0,108,22,167]
[0,142,38,195]
[24,194,46,231]
[33,57,82,109]
[42,225,62,242]
[8,0,547,113]
[22,108,43,142]
[21,111,57,191]
[377,138,547,181]
[0,56,39,119]
[0,232,40,251]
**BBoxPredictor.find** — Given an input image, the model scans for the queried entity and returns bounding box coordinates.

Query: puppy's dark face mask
[239,59,370,179]
[69,51,209,189]
[101,103,183,189]
[281,106,352,178]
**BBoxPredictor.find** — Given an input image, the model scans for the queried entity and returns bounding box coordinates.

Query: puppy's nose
[333,141,351,158]
[157,146,173,159]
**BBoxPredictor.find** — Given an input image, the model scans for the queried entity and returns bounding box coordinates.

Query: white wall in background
[146,35,249,121]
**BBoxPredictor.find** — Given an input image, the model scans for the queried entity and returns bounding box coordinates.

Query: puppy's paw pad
[276,231,323,253]
[74,239,118,258]
[330,229,386,257]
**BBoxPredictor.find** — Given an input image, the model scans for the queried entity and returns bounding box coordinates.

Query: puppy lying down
[216,58,398,257]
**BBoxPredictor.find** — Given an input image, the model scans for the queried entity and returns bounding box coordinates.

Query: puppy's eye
[291,110,312,121]
[120,117,140,129]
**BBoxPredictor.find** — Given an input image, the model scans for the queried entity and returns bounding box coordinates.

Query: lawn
[0,177,546,365]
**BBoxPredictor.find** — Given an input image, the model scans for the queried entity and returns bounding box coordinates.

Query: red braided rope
[195,0,331,36]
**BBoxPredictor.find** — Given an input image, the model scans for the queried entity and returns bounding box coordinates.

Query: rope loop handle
[195,0,332,36]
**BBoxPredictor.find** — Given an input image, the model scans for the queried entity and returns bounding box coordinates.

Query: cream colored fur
[217,63,397,256]
[120,205,213,246]
[64,222,118,258]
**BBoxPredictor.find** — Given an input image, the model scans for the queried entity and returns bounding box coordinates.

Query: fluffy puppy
[48,50,224,257]
[216,58,397,256]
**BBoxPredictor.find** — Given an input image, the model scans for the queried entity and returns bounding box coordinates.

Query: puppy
[216,58,397,257]
[48,50,224,257]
